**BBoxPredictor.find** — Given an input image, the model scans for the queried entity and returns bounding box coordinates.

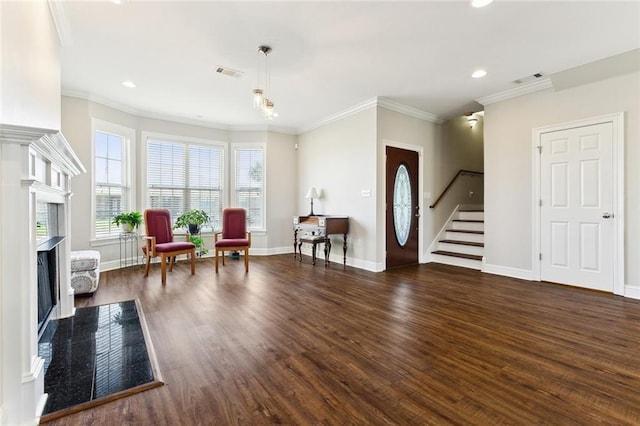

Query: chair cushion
[155,242,195,252]
[215,238,249,248]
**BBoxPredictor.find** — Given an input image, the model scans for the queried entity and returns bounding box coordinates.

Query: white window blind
[95,130,129,237]
[147,139,223,229]
[234,148,264,230]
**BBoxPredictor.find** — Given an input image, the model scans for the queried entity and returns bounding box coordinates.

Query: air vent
[216,67,244,78]
[512,72,545,84]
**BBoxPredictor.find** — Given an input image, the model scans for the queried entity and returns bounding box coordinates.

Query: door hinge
[539,253,542,261]
[537,145,542,153]
[539,199,542,207]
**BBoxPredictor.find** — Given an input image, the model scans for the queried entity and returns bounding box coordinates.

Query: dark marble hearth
[38,300,155,415]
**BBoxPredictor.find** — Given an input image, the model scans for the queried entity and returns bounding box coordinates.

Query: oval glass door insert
[393,164,412,246]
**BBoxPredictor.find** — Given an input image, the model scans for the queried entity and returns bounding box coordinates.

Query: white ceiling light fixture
[472,69,487,79]
[252,45,278,120]
[121,80,136,88]
[465,112,479,127]
[471,0,493,8]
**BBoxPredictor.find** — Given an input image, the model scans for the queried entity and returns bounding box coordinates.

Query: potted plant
[188,235,208,256]
[174,209,210,235]
[112,211,142,233]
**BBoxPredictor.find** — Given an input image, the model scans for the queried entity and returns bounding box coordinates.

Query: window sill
[90,237,120,247]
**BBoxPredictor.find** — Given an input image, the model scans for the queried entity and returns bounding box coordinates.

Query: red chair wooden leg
[161,254,167,285]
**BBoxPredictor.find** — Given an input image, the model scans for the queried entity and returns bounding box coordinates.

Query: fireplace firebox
[37,236,65,335]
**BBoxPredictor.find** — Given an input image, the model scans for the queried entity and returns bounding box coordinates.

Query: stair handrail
[429,169,484,209]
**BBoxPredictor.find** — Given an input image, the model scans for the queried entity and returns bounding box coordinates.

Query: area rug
[38,299,164,423]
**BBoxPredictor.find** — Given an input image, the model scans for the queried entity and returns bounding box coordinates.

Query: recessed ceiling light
[471,0,493,7]
[472,69,487,79]
[121,80,136,88]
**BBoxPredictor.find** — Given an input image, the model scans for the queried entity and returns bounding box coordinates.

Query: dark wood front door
[386,146,419,269]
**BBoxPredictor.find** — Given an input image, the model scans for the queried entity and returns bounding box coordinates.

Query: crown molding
[300,98,379,134]
[48,0,73,47]
[61,91,441,136]
[377,98,444,124]
[228,124,298,135]
[300,97,443,134]
[476,78,553,106]
[62,90,300,135]
[62,90,234,131]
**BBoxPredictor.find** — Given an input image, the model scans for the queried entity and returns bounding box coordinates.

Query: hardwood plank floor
[43,255,640,425]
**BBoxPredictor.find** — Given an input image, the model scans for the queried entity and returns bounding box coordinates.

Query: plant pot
[188,224,201,235]
[121,223,134,233]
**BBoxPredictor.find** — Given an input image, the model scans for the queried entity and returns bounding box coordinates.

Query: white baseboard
[482,262,534,281]
[625,285,640,300]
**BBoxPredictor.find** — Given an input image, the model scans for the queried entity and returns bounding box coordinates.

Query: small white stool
[70,250,101,295]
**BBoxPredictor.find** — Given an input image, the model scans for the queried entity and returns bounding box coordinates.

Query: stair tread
[432,250,483,261]
[447,229,484,235]
[439,239,484,247]
[459,209,484,212]
[453,219,484,223]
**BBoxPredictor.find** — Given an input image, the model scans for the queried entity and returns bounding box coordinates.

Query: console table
[293,215,349,265]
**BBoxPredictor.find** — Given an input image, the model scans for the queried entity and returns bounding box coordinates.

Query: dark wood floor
[44,254,640,425]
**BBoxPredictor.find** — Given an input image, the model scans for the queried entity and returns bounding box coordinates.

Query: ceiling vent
[512,72,544,84]
[216,67,243,78]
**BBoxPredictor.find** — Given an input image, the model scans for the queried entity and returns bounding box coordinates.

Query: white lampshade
[305,187,320,199]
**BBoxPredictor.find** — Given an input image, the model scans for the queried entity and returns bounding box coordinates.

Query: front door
[540,122,614,291]
[386,146,419,269]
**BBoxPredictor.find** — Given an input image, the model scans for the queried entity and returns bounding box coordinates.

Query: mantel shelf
[37,236,65,252]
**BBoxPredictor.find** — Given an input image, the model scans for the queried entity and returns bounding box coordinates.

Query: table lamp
[305,187,320,215]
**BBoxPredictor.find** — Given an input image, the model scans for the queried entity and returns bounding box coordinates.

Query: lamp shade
[305,187,320,199]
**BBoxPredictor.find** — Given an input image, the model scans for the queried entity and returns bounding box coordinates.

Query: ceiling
[56,1,640,133]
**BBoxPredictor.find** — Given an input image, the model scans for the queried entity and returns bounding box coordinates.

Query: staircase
[430,207,484,270]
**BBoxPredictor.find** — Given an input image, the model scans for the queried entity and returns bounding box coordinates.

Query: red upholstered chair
[214,208,251,273]
[142,209,196,285]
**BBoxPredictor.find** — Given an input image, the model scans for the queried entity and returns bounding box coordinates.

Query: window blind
[234,148,264,229]
[147,139,223,229]
[95,131,129,237]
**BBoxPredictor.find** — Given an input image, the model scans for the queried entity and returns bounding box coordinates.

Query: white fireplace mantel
[1,123,85,425]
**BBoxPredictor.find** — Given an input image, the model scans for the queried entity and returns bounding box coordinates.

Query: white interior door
[540,122,614,292]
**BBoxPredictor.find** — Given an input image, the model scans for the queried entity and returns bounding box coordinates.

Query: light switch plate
[361,189,371,197]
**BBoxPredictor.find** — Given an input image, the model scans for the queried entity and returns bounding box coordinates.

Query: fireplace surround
[0,124,85,424]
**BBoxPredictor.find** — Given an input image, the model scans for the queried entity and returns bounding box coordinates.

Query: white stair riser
[444,231,484,243]
[458,211,484,221]
[438,242,484,256]
[451,221,484,232]
[430,254,482,270]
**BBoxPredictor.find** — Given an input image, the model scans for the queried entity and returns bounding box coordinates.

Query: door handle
[602,212,612,219]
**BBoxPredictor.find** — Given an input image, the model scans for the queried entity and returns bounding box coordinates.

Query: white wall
[265,131,298,253]
[62,96,297,268]
[298,108,378,269]
[0,1,60,130]
[484,72,640,290]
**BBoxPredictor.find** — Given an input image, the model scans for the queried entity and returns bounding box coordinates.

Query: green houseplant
[112,211,142,233]
[174,209,211,256]
[174,209,210,235]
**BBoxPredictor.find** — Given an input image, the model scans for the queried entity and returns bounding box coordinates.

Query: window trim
[91,119,135,240]
[231,143,266,232]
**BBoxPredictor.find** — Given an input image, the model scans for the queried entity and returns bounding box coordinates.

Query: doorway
[533,113,624,294]
[386,146,419,269]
